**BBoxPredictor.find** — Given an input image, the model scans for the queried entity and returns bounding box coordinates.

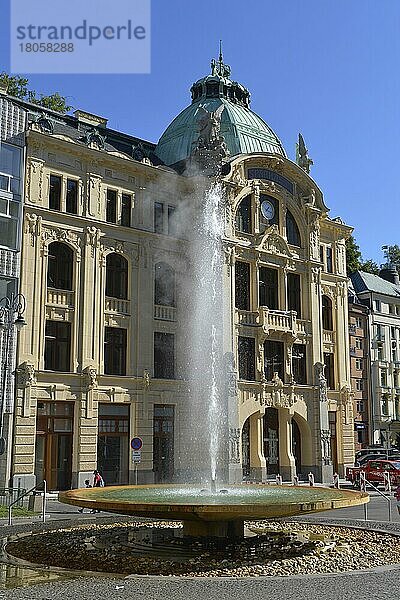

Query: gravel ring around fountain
[4,519,400,579]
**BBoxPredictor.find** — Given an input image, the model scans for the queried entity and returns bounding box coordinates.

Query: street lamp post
[0,293,26,456]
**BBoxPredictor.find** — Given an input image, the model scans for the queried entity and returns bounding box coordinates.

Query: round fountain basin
[59,484,368,523]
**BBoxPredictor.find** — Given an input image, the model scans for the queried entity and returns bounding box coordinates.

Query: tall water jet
[184,181,226,483]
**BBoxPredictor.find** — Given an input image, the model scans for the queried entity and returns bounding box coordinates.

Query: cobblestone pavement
[0,495,399,600]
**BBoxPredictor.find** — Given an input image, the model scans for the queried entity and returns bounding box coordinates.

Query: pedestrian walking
[91,469,105,513]
[78,479,92,513]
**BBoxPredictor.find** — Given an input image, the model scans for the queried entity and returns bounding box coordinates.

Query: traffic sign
[131,437,143,450]
[132,450,141,463]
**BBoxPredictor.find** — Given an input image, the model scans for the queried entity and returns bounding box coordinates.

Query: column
[249,410,266,481]
[278,408,296,481]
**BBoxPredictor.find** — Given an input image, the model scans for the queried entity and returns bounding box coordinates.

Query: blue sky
[1,0,399,263]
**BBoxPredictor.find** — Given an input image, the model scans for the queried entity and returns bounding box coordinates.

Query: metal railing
[8,480,47,526]
[0,487,26,508]
[359,471,393,521]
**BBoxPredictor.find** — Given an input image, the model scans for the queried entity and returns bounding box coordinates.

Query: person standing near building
[78,479,92,513]
[90,470,104,513]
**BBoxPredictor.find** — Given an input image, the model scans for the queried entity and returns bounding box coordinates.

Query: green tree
[359,259,380,275]
[0,72,71,113]
[345,235,362,275]
[385,244,400,272]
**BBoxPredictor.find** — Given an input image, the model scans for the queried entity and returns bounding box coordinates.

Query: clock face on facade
[261,199,275,221]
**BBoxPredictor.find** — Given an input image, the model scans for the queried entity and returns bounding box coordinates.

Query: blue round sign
[131,437,143,450]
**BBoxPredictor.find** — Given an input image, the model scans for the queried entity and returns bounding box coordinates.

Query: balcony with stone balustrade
[236,308,310,338]
[47,288,75,308]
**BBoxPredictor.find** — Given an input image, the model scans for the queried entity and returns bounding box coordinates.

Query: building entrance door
[97,404,129,485]
[263,408,279,475]
[153,405,174,483]
[35,402,74,490]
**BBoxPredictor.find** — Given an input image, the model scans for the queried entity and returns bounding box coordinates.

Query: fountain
[60,177,368,540]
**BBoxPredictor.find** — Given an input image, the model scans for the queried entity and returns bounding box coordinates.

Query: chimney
[379,266,400,286]
[73,109,108,128]
[0,80,8,94]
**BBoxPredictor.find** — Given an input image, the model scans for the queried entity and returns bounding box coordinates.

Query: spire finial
[210,42,231,78]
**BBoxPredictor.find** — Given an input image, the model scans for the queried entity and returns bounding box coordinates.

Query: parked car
[355,446,399,461]
[346,459,400,488]
[356,452,400,466]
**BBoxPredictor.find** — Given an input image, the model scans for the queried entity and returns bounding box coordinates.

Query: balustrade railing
[105,297,130,315]
[47,288,74,307]
[154,304,176,322]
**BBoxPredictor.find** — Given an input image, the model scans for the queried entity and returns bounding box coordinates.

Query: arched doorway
[263,408,279,475]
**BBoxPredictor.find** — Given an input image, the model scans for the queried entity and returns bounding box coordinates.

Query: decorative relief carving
[82,365,98,390]
[143,369,150,390]
[339,384,353,424]
[85,226,103,257]
[16,362,36,388]
[320,429,332,465]
[25,213,42,246]
[315,362,327,403]
[41,227,82,260]
[257,225,294,258]
[260,375,303,408]
[229,428,241,464]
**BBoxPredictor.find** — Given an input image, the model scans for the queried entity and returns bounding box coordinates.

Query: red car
[346,459,400,487]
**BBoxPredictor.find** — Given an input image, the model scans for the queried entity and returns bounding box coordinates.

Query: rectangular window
[355,379,364,391]
[292,344,306,384]
[380,370,387,387]
[238,336,255,381]
[355,338,362,350]
[355,358,363,370]
[154,332,174,379]
[259,267,278,309]
[106,189,117,223]
[154,202,164,233]
[323,352,335,389]
[235,261,250,310]
[168,205,177,236]
[44,320,71,372]
[0,216,18,250]
[287,273,301,317]
[264,340,284,381]
[375,299,381,312]
[356,400,365,413]
[121,193,132,227]
[104,327,127,375]
[49,175,62,210]
[355,317,362,328]
[326,246,333,273]
[66,179,78,214]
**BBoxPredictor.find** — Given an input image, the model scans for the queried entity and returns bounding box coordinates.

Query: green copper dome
[155,52,286,167]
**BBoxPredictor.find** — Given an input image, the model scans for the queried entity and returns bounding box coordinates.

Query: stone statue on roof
[296,133,314,174]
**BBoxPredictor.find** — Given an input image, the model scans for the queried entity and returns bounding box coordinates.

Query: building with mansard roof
[3,53,355,491]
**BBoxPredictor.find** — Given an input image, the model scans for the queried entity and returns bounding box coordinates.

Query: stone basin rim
[59,484,369,521]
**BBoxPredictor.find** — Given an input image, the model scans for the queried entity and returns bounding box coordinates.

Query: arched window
[286,210,301,246]
[235,195,251,233]
[47,242,73,290]
[106,253,128,299]
[322,295,333,330]
[155,262,175,307]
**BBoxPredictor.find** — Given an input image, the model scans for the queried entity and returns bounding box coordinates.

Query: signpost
[131,437,143,484]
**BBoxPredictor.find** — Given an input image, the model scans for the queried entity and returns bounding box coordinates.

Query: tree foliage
[385,244,400,272]
[359,259,379,275]
[345,235,362,275]
[0,72,71,113]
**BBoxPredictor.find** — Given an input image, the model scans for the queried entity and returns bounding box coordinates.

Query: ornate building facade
[7,54,355,490]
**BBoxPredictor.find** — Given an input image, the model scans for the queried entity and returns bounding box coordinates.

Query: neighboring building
[10,54,354,490]
[348,285,371,449]
[0,87,27,487]
[350,268,400,450]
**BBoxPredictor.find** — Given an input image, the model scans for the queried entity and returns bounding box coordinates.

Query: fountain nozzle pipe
[210,477,217,494]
